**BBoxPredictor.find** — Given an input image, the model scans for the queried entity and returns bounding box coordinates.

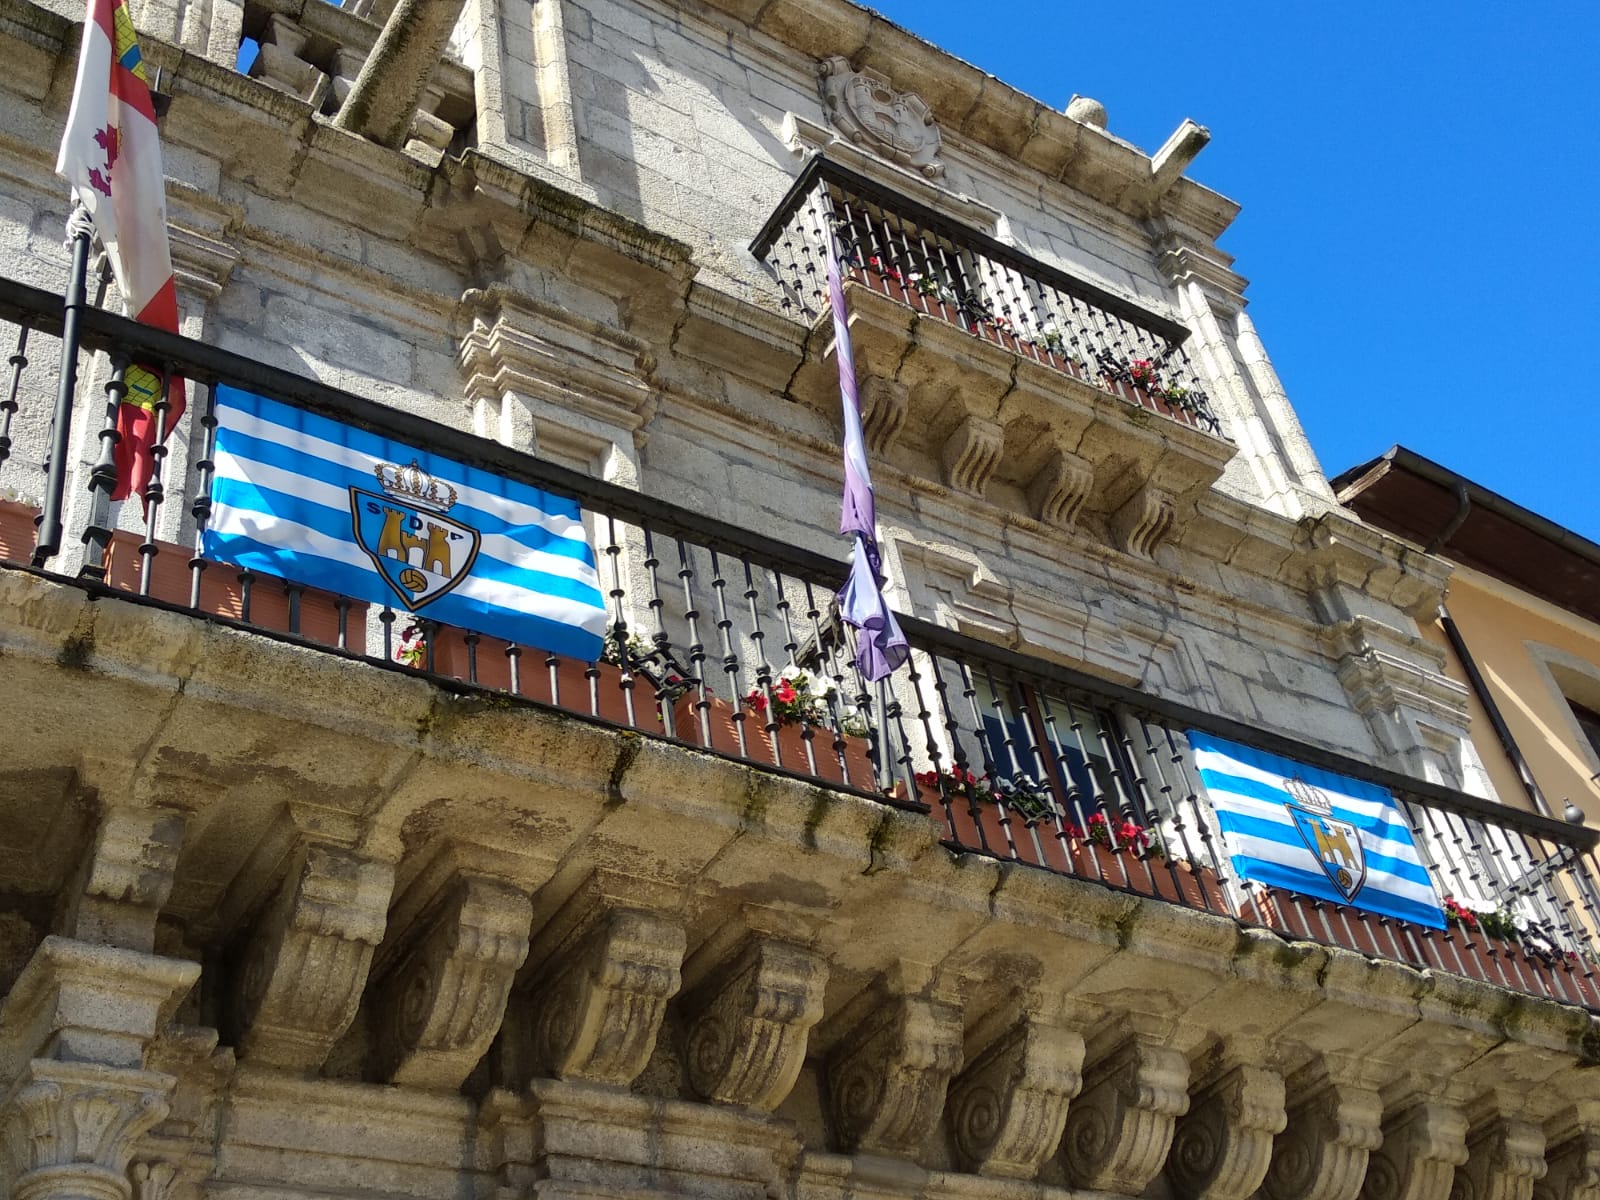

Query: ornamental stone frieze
[227,845,394,1071]
[521,902,686,1087]
[819,57,944,179]
[1456,1112,1548,1200]
[681,935,828,1111]
[824,991,964,1157]
[1260,1067,1384,1200]
[946,1011,1085,1179]
[0,1060,173,1200]
[1060,1034,1190,1194]
[1166,1063,1287,1200]
[368,874,532,1091]
[1360,1100,1470,1200]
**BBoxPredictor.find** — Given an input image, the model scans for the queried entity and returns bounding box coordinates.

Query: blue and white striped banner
[202,386,607,662]
[1188,731,1445,929]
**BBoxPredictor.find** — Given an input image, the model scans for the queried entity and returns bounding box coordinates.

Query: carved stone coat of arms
[819,56,944,179]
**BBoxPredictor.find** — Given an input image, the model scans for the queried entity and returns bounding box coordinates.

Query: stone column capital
[1,1059,175,1200]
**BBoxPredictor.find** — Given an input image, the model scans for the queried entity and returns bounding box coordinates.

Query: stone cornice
[675,0,1241,237]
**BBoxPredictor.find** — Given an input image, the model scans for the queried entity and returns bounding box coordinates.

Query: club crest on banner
[350,459,480,610]
[1283,776,1368,901]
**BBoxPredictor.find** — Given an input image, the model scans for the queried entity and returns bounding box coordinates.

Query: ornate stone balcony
[753,157,1236,557]
[1,279,1599,1200]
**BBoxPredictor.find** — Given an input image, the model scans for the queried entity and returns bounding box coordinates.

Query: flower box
[915,775,1074,872]
[421,632,668,734]
[0,498,35,563]
[103,529,363,651]
[1070,840,1228,912]
[671,693,879,791]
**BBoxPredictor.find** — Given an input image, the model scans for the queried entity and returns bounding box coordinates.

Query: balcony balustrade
[752,156,1222,436]
[2,275,1598,1016]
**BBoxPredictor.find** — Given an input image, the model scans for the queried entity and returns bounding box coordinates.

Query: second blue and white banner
[202,386,608,662]
[1189,731,1446,929]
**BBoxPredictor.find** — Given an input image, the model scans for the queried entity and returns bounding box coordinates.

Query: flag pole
[33,203,95,567]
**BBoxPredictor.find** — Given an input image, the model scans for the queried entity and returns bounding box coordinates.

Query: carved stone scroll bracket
[228,846,394,1072]
[1060,1035,1190,1195]
[1111,482,1176,559]
[859,376,909,455]
[1167,1064,1287,1200]
[819,56,944,179]
[63,805,188,954]
[0,1059,174,1200]
[682,935,828,1111]
[1538,1111,1600,1200]
[1260,1070,1383,1200]
[1027,448,1094,528]
[1360,1100,1469,1200]
[947,1012,1085,1179]
[825,992,964,1158]
[524,906,686,1087]
[941,416,1005,498]
[1455,1111,1547,1200]
[369,875,532,1091]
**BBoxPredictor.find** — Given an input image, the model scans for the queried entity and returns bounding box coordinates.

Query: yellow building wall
[1428,564,1600,827]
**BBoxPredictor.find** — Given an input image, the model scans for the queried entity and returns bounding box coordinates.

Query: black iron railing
[3,275,1599,1009]
[751,156,1223,435]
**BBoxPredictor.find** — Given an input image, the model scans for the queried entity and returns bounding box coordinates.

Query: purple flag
[825,230,909,682]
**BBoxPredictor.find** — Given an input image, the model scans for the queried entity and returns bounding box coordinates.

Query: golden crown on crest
[1283,776,1332,813]
[374,459,459,513]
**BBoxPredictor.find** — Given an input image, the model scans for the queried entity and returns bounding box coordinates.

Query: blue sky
[866,1,1600,541]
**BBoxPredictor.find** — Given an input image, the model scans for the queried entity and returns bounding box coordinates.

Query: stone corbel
[228,846,393,1071]
[62,804,188,954]
[167,224,242,310]
[1541,1109,1600,1200]
[1027,448,1094,529]
[825,992,964,1157]
[1260,1069,1383,1200]
[1060,1034,1190,1195]
[521,904,686,1087]
[1167,1064,1287,1200]
[0,1059,174,1200]
[368,875,532,1091]
[859,376,909,455]
[1110,483,1176,559]
[946,1010,1085,1179]
[681,935,828,1111]
[941,415,1004,498]
[1361,1100,1470,1200]
[1456,1110,1547,1200]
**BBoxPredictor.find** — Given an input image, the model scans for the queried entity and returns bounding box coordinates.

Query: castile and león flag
[56,0,183,502]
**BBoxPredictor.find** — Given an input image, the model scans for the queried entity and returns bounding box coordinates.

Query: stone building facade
[0,3,1597,1200]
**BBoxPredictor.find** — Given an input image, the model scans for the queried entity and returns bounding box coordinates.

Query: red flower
[746,690,768,713]
[775,680,798,705]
